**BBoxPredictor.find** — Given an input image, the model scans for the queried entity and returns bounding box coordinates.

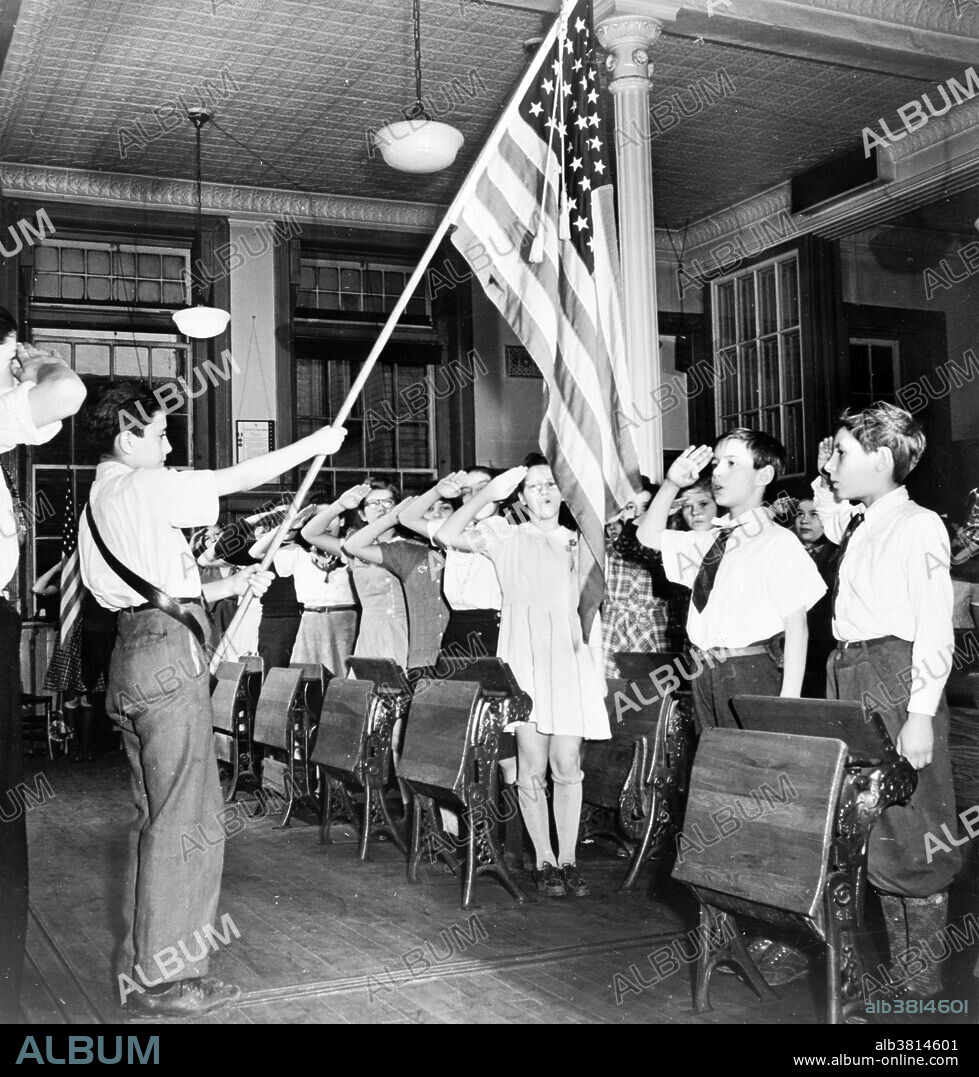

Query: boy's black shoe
[127,977,241,1017]
[533,862,566,898]
[559,863,591,898]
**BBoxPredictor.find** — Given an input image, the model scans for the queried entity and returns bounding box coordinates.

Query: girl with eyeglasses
[303,480,410,670]
[438,454,609,899]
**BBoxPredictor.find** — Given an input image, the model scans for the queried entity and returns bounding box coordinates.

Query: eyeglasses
[364,498,396,508]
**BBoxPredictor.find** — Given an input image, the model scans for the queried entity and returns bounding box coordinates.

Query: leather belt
[303,604,357,613]
[694,644,770,659]
[835,635,902,650]
[123,597,204,615]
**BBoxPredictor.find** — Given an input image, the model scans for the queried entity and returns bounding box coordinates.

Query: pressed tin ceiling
[0,0,962,227]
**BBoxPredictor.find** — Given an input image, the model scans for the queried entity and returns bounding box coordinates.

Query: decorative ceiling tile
[0,0,956,225]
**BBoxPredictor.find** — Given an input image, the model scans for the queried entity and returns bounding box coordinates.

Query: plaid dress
[43,616,105,695]
[601,522,671,678]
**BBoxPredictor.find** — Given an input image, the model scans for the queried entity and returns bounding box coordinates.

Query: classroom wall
[470,250,693,467]
[839,225,979,443]
[228,219,278,440]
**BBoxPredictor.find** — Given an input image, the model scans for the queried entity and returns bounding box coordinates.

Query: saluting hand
[337,483,372,510]
[817,436,834,478]
[483,466,527,503]
[436,470,467,499]
[666,445,712,487]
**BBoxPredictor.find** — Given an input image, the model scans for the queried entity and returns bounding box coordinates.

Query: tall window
[294,339,438,499]
[29,330,191,584]
[712,253,803,473]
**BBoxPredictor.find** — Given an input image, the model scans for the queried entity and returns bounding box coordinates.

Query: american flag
[58,477,83,647]
[449,0,640,634]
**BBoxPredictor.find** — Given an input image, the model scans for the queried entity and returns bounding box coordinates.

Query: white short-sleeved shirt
[427,517,502,611]
[660,506,826,650]
[275,546,355,608]
[0,382,63,589]
[79,460,219,610]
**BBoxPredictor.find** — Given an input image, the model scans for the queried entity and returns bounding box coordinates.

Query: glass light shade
[373,118,464,173]
[172,304,231,339]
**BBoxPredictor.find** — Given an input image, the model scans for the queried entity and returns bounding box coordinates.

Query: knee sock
[552,770,583,867]
[879,891,948,996]
[517,777,555,867]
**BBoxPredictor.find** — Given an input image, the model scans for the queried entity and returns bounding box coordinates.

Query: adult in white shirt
[0,308,86,1023]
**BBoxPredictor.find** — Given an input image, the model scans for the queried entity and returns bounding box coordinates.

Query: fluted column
[596,11,670,481]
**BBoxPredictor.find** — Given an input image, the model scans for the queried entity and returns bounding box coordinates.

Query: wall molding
[0,163,442,233]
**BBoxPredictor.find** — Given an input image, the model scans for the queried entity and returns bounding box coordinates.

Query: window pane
[333,419,365,469]
[758,266,777,336]
[760,338,779,408]
[779,259,799,328]
[759,407,780,437]
[62,276,85,300]
[115,346,149,377]
[152,347,180,379]
[783,404,803,473]
[739,342,758,412]
[737,275,756,340]
[75,344,110,375]
[783,331,802,400]
[87,250,110,275]
[716,348,738,415]
[397,424,430,469]
[715,282,735,348]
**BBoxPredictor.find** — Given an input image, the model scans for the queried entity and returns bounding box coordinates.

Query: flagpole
[209,10,567,672]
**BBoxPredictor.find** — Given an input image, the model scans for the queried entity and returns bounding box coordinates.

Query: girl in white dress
[438,460,608,899]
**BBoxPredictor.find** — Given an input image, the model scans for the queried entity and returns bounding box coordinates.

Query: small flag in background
[58,477,82,647]
[449,0,640,635]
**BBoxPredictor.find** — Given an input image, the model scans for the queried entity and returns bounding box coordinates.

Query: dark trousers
[690,651,781,733]
[258,614,301,671]
[826,639,961,897]
[0,599,26,1021]
[440,609,500,659]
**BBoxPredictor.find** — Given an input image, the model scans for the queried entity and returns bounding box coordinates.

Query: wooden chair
[310,658,409,859]
[399,658,532,908]
[210,656,264,802]
[674,728,848,1019]
[675,699,917,1025]
[252,664,323,827]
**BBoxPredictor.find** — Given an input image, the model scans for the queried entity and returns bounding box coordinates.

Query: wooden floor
[20,749,977,1026]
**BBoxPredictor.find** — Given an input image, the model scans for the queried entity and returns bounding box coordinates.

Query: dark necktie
[831,512,864,616]
[692,527,734,614]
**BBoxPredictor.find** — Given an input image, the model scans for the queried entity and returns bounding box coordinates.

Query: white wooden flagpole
[209,10,567,672]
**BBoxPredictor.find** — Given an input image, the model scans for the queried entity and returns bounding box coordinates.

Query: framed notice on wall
[236,420,275,463]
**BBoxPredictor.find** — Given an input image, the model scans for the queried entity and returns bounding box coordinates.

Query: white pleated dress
[478,520,609,740]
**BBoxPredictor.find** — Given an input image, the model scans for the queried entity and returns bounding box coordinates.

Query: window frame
[710,251,805,476]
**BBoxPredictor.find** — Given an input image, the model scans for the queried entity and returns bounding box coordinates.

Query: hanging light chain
[411,0,427,120]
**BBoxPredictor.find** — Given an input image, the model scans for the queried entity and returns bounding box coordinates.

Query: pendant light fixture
[373,0,463,173]
[172,107,231,339]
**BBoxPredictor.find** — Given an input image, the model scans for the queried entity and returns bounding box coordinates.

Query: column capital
[595,13,669,85]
